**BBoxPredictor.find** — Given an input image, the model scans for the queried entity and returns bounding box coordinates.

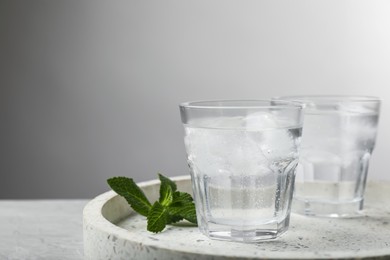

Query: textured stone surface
[84,177,390,259]
[0,200,87,259]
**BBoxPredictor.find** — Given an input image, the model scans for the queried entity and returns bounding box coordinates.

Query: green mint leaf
[107,177,152,217]
[159,183,173,207]
[171,191,193,206]
[147,201,168,233]
[158,173,177,207]
[168,202,197,224]
[166,214,184,225]
[158,173,177,193]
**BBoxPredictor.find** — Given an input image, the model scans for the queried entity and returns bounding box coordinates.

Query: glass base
[292,197,364,218]
[198,217,290,242]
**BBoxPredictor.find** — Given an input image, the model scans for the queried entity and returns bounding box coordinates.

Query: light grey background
[1,1,389,198]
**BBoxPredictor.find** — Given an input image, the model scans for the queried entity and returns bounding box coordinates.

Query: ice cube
[244,112,298,160]
[338,103,375,115]
[302,150,342,182]
[244,112,278,130]
[296,159,314,181]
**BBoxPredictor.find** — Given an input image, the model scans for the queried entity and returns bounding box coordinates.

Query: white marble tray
[83,176,390,259]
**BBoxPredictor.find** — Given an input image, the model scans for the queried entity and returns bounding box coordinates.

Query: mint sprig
[107,173,197,233]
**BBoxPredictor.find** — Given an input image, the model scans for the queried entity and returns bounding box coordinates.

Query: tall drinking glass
[179,100,303,242]
[276,96,380,217]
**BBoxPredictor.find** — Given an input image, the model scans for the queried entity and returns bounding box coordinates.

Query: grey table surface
[0,200,87,260]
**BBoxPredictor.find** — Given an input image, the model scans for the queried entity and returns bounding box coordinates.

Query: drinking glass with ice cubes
[276,96,381,217]
[179,100,303,242]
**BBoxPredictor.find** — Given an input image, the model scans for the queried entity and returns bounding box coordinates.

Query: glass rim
[179,99,303,110]
[274,95,381,103]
